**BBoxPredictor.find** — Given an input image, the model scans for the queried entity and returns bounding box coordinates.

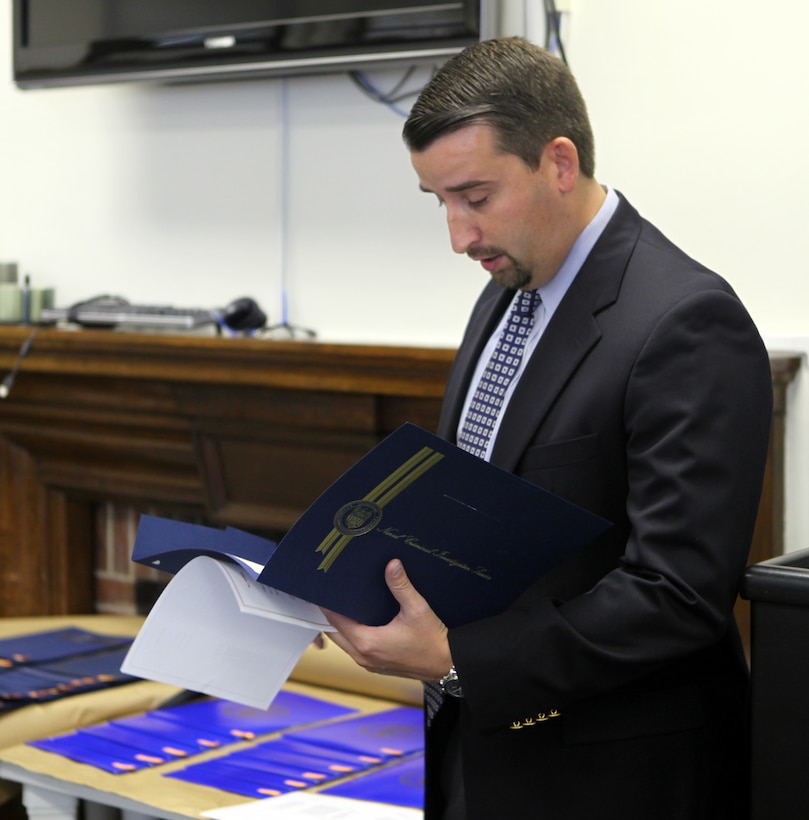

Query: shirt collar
[538,186,620,319]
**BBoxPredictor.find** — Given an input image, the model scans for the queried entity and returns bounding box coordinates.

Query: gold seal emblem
[333,500,383,537]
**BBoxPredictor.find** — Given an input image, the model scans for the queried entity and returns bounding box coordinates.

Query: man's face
[410,124,568,291]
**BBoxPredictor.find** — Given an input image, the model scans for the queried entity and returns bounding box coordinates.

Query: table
[0,616,185,820]
[1,681,411,820]
[0,616,423,820]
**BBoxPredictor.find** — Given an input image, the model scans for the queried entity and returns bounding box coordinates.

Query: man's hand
[322,558,453,682]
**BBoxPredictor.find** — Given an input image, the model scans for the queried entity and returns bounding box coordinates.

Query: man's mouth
[478,255,504,273]
[468,249,508,272]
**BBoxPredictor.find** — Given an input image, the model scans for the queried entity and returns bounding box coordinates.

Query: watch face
[440,666,463,698]
[443,677,464,697]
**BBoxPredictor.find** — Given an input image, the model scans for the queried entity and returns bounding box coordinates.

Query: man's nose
[447,210,480,255]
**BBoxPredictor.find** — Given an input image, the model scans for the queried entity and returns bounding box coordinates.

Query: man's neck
[574,177,608,235]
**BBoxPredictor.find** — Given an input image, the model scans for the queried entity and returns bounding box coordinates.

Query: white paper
[202,792,422,819]
[121,555,334,709]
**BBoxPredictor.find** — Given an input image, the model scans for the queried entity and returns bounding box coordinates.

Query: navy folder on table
[0,628,135,711]
[323,753,425,809]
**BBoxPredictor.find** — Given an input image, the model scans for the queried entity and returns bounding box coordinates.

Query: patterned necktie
[457,288,542,459]
[424,288,541,724]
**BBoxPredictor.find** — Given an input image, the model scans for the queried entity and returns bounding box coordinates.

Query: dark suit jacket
[426,194,773,820]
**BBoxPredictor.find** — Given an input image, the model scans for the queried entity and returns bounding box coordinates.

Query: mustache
[466,246,510,262]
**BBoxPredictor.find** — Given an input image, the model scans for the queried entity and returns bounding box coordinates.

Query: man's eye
[468,197,488,208]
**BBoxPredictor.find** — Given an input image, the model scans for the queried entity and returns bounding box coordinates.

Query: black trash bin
[742,547,809,820]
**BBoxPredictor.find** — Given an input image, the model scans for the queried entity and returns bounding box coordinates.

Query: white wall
[0,20,476,348]
[567,2,809,555]
[1,1,807,550]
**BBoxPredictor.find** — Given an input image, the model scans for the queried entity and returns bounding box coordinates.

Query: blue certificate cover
[166,759,309,798]
[213,752,332,784]
[0,627,132,667]
[283,707,424,760]
[30,731,171,774]
[1,644,135,710]
[163,709,423,794]
[38,644,135,683]
[257,736,387,769]
[131,515,275,575]
[132,424,610,629]
[24,691,361,775]
[241,736,374,773]
[79,722,199,759]
[152,692,357,741]
[27,712,229,772]
[164,731,402,797]
[107,712,235,752]
[323,753,425,809]
[26,708,238,773]
[0,666,80,708]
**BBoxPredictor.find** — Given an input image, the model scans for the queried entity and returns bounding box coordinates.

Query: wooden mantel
[0,326,800,625]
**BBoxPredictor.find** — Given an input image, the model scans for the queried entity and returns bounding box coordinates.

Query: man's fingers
[385,558,408,587]
[385,558,422,605]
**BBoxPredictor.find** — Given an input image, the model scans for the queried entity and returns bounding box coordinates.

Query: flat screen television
[13,0,494,89]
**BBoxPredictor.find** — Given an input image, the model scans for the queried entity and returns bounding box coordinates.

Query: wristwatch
[439,665,464,698]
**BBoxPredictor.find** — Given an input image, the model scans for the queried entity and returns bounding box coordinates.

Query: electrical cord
[349,66,432,118]
[544,0,568,65]
[351,8,569,119]
[0,327,38,399]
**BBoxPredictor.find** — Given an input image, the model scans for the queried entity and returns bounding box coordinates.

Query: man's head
[405,38,603,291]
[403,37,595,178]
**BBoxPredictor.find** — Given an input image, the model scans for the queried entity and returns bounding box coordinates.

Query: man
[324,37,772,820]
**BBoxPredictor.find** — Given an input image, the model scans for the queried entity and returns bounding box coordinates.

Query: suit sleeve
[447,288,773,730]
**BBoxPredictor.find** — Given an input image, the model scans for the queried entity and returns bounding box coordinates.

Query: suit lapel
[489,288,602,471]
[489,194,644,471]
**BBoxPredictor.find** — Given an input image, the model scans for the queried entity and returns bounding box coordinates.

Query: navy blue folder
[132,516,275,576]
[260,423,610,626]
[0,627,132,667]
[0,631,135,711]
[133,423,611,628]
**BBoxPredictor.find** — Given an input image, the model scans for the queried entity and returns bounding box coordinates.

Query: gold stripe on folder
[315,446,444,572]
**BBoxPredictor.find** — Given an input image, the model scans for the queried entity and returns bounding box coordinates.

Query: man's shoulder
[609,195,735,297]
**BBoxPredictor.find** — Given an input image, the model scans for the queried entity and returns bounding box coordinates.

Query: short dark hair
[403,37,596,177]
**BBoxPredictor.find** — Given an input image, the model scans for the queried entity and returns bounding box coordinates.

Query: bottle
[21,274,30,324]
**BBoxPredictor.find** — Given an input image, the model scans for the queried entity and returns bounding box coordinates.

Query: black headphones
[220,297,267,331]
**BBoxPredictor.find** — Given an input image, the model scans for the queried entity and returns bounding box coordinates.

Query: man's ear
[545,137,580,193]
